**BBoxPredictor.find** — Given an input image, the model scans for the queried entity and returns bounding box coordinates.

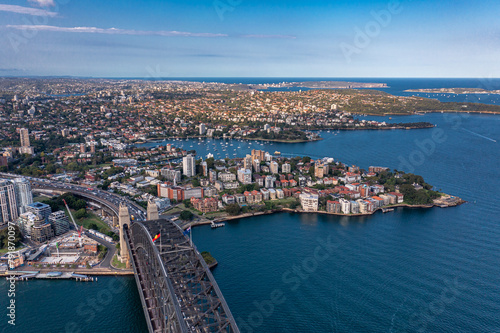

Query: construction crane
[62,199,83,247]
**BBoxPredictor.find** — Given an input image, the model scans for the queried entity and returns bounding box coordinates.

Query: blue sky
[0,0,499,77]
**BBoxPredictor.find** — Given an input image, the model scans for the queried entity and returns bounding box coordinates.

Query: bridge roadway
[0,172,146,221]
[124,219,240,333]
[0,173,240,332]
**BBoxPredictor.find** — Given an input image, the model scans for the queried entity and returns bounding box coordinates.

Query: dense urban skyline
[1,0,499,77]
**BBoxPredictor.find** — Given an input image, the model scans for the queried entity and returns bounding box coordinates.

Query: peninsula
[405,88,500,95]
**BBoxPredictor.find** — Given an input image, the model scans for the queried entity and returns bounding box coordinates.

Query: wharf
[6,271,96,282]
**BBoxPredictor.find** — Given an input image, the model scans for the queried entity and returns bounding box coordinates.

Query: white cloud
[3,24,297,39]
[28,0,56,7]
[0,4,57,16]
[241,34,296,39]
[4,25,228,37]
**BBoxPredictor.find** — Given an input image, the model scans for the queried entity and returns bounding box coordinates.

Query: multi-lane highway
[0,172,147,268]
[0,172,146,222]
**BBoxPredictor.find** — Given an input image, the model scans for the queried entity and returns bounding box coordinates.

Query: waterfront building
[327,200,341,213]
[300,193,319,212]
[276,189,284,199]
[14,178,33,215]
[389,192,404,203]
[191,197,218,213]
[268,188,277,200]
[350,200,360,214]
[48,211,70,236]
[379,194,391,206]
[183,154,196,177]
[251,149,266,162]
[357,199,368,213]
[385,193,397,204]
[372,196,385,208]
[369,166,390,173]
[0,179,18,226]
[199,123,206,135]
[340,198,351,214]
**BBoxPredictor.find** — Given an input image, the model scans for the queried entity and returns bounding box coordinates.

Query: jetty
[211,221,225,229]
[7,271,95,282]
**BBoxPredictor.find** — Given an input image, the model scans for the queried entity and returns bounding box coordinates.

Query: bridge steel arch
[124,219,240,333]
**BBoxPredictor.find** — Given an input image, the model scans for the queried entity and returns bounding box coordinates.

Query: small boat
[382,208,394,213]
[211,222,225,228]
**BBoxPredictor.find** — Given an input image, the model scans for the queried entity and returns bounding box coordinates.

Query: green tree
[225,203,241,216]
[179,210,194,221]
[74,208,88,220]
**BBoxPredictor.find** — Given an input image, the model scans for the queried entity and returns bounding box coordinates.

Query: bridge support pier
[119,204,131,268]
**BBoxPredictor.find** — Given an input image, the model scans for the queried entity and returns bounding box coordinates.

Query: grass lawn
[204,211,227,219]
[0,246,25,255]
[33,195,52,203]
[163,206,184,215]
[177,204,201,216]
[111,254,127,269]
[272,197,299,206]
[63,207,111,233]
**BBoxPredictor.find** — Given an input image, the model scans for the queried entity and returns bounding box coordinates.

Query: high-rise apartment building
[14,178,33,215]
[18,128,34,155]
[183,154,196,177]
[0,179,18,227]
[19,128,30,147]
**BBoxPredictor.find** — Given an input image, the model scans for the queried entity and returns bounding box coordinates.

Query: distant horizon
[2,76,500,80]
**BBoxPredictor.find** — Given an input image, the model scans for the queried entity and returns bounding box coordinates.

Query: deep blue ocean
[1,79,499,333]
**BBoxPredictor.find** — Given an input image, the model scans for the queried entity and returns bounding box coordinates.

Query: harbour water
[1,78,500,333]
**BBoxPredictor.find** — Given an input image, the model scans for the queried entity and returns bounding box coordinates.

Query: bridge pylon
[147,200,159,220]
[118,203,131,268]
